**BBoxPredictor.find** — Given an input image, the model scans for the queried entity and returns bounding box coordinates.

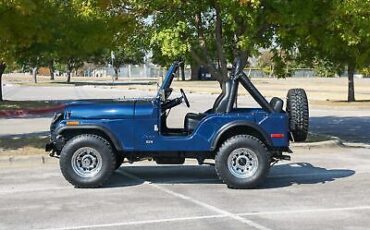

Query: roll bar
[237,72,274,113]
[231,57,274,113]
[161,59,274,113]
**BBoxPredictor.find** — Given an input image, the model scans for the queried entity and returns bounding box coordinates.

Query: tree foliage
[1,0,370,102]
[132,0,273,82]
[0,0,144,90]
[269,0,370,101]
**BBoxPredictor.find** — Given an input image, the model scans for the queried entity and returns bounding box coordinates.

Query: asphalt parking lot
[1,145,370,230]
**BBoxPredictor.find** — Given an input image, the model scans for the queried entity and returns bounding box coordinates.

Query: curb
[342,142,370,149]
[0,154,57,166]
[291,139,343,148]
[0,104,65,118]
[291,133,344,148]
[291,135,370,149]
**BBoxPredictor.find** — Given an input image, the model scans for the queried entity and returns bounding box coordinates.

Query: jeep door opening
[46,58,309,189]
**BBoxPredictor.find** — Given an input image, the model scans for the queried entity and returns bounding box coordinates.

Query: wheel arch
[211,121,272,151]
[57,126,123,152]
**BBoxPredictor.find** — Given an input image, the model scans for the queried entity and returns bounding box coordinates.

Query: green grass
[0,136,49,156]
[0,100,60,110]
[0,136,48,150]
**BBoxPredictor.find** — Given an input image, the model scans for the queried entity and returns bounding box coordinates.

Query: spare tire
[286,89,309,142]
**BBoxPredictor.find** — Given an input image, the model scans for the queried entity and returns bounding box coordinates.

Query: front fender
[56,125,123,151]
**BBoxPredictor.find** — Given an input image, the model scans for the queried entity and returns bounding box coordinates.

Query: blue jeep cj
[46,59,309,189]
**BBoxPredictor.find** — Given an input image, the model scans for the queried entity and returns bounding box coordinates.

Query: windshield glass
[159,63,179,90]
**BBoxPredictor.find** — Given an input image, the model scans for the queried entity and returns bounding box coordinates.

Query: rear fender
[211,121,272,151]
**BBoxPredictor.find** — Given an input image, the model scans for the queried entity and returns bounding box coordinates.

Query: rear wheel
[59,134,116,188]
[215,135,270,189]
[287,88,309,142]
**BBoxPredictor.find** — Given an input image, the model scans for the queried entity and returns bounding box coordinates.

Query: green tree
[109,12,146,80]
[270,0,370,101]
[123,0,274,83]
[53,0,114,83]
[0,0,43,100]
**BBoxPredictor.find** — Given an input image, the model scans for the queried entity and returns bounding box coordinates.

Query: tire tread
[287,88,309,142]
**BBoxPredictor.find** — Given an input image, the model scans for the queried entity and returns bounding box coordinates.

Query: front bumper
[45,142,55,152]
[45,134,65,157]
[45,141,59,158]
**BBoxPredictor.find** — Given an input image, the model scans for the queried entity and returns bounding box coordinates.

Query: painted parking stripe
[238,206,370,217]
[43,214,227,230]
[117,170,272,230]
[42,205,370,230]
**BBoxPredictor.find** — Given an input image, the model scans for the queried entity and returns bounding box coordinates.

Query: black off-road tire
[115,154,124,170]
[59,134,116,188]
[286,88,309,142]
[215,135,270,189]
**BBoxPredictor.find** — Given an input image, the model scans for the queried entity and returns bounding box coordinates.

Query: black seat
[184,80,233,132]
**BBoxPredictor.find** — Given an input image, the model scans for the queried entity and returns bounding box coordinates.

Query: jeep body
[46,60,308,188]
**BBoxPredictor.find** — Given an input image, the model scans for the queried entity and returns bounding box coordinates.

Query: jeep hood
[64,99,154,120]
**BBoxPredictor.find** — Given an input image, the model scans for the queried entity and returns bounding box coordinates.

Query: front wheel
[59,134,116,188]
[215,135,270,189]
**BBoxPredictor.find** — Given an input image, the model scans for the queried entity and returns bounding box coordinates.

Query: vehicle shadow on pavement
[310,116,370,144]
[104,163,355,189]
[105,165,222,188]
[262,162,355,189]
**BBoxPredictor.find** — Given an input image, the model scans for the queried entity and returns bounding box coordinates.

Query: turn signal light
[271,133,285,138]
[66,121,80,126]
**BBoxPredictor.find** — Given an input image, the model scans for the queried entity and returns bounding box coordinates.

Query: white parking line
[43,214,227,230]
[117,170,272,230]
[38,169,370,230]
[238,206,370,217]
[42,205,370,230]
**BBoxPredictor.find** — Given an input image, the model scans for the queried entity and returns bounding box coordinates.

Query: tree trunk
[66,62,72,83]
[32,67,38,84]
[214,4,228,82]
[181,62,185,81]
[49,60,55,80]
[190,62,200,81]
[347,63,356,102]
[67,71,71,83]
[0,62,6,102]
[193,11,220,82]
[114,66,119,80]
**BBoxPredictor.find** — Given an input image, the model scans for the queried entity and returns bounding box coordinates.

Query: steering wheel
[180,88,190,107]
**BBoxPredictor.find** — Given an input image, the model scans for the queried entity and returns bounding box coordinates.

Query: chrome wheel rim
[227,148,259,178]
[71,147,102,178]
